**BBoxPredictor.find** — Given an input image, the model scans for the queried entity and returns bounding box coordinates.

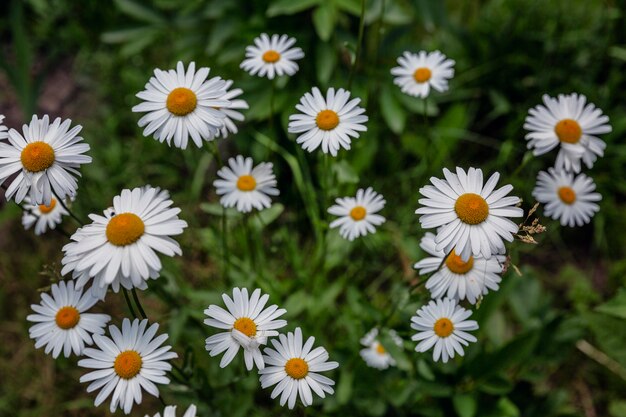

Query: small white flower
[524,93,611,172]
[416,167,524,261]
[22,193,70,235]
[240,33,304,79]
[288,87,368,156]
[532,168,601,227]
[414,232,505,304]
[0,114,7,139]
[79,318,178,415]
[259,327,339,409]
[390,50,455,98]
[27,280,110,358]
[359,328,402,370]
[328,187,386,241]
[215,80,249,139]
[213,155,279,213]
[411,298,478,363]
[204,288,287,370]
[0,114,91,205]
[145,404,197,417]
[132,61,231,149]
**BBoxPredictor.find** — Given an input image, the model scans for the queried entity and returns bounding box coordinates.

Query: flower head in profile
[359,328,403,370]
[0,115,91,205]
[288,87,368,156]
[27,280,110,358]
[391,50,455,98]
[213,155,279,213]
[240,33,304,79]
[532,168,601,227]
[132,61,231,149]
[145,404,197,417]
[259,327,339,409]
[416,167,523,261]
[22,193,70,235]
[204,288,287,370]
[524,93,611,172]
[328,187,386,241]
[215,80,249,139]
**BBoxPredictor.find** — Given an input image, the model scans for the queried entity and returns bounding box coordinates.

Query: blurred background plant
[1,0,626,416]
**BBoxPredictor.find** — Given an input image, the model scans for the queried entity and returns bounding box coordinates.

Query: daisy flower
[132,61,231,149]
[213,155,279,213]
[359,328,403,370]
[532,168,601,227]
[288,87,368,156]
[240,33,304,79]
[414,232,505,304]
[204,287,287,370]
[0,114,7,138]
[22,193,70,235]
[328,187,386,241]
[145,404,197,417]
[390,50,455,98]
[259,327,339,409]
[411,298,478,363]
[215,80,249,139]
[524,93,611,172]
[0,114,91,205]
[416,167,524,261]
[61,186,187,298]
[79,318,177,415]
[27,280,110,358]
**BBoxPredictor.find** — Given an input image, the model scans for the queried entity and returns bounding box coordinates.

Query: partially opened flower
[22,193,70,235]
[414,232,505,304]
[411,298,478,363]
[240,33,304,79]
[524,93,611,172]
[213,155,279,213]
[416,167,524,261]
[79,318,177,415]
[288,87,368,156]
[328,187,386,241]
[359,328,403,370]
[27,280,110,358]
[132,61,231,149]
[0,114,91,205]
[259,327,339,409]
[145,404,197,417]
[204,288,287,370]
[532,168,601,227]
[391,50,455,98]
[215,80,249,139]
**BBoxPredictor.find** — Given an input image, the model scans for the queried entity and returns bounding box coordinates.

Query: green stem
[122,289,137,319]
[57,197,85,226]
[207,141,230,278]
[269,79,276,131]
[348,0,366,90]
[131,288,148,320]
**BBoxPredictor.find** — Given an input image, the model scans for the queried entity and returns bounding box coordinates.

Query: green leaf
[496,397,520,417]
[266,0,319,16]
[333,160,359,184]
[316,41,337,85]
[250,204,284,230]
[596,288,626,319]
[114,0,165,24]
[313,3,338,42]
[453,394,477,417]
[380,85,406,134]
[336,367,353,405]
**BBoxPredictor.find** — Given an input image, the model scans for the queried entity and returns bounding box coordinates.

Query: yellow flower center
[445,251,474,274]
[558,186,576,205]
[285,358,309,379]
[316,110,340,131]
[455,193,489,225]
[413,67,432,83]
[114,350,143,379]
[375,343,386,355]
[106,213,145,246]
[554,119,582,144]
[233,317,257,337]
[166,87,198,116]
[262,50,281,63]
[433,318,454,338]
[236,175,257,191]
[349,206,367,221]
[55,306,80,329]
[20,142,55,172]
[38,198,57,214]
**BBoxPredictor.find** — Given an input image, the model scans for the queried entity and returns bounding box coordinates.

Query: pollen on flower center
[558,186,576,205]
[445,251,474,274]
[20,142,55,172]
[413,67,432,83]
[316,110,340,131]
[262,50,281,63]
[236,175,257,191]
[233,317,257,337]
[285,358,309,379]
[434,318,454,338]
[455,193,489,225]
[166,87,198,116]
[114,350,143,379]
[375,343,386,355]
[106,213,145,246]
[350,206,367,221]
[55,306,80,329]
[39,198,57,214]
[554,119,582,144]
